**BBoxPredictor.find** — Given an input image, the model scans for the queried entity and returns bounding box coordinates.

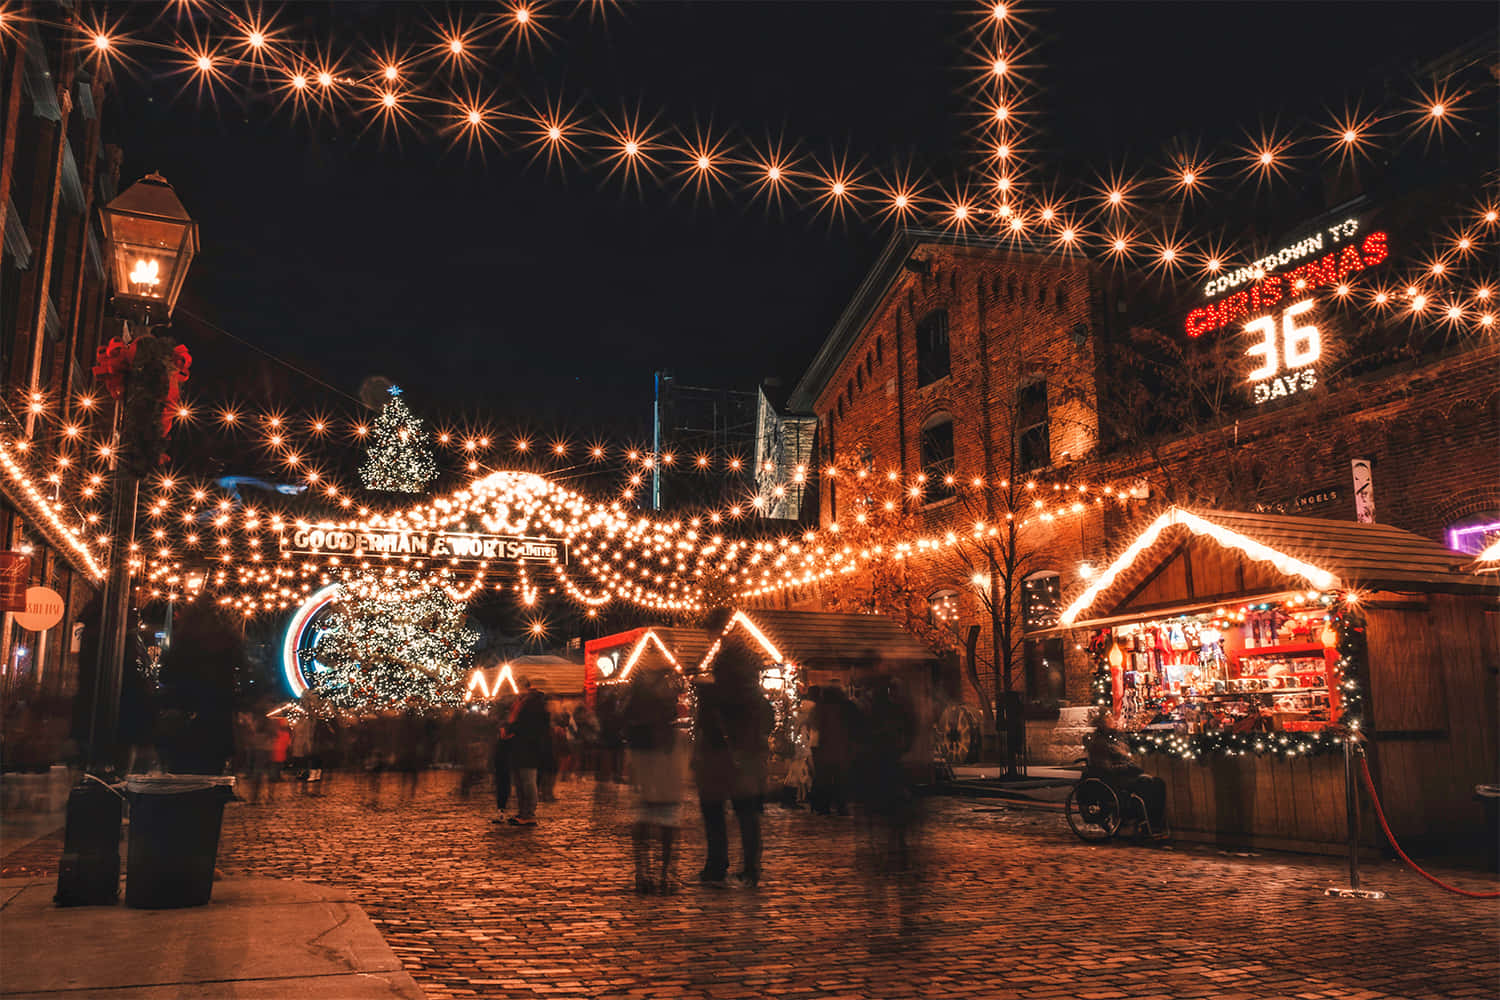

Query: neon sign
[1245,298,1320,405]
[1186,229,1388,337]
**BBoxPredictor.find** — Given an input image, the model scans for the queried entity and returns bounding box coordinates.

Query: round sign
[15,586,64,631]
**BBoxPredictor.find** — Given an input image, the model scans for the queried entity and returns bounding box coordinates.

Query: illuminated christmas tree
[358,386,438,493]
[305,576,478,713]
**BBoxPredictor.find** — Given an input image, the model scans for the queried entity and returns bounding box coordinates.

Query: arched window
[920,412,956,502]
[1022,571,1065,705]
[929,588,963,638]
[916,310,950,386]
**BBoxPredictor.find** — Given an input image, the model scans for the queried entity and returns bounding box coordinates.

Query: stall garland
[1088,597,1367,760]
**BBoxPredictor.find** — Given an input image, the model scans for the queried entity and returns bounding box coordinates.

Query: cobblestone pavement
[17,771,1498,999]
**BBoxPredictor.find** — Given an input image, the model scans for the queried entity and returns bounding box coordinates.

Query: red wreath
[92,337,194,437]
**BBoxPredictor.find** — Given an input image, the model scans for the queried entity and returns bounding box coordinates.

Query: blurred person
[860,674,919,873]
[397,707,425,801]
[507,679,550,826]
[458,706,491,798]
[574,703,600,775]
[490,696,514,821]
[811,685,856,816]
[623,666,686,893]
[694,644,774,888]
[290,709,315,792]
[270,716,291,784]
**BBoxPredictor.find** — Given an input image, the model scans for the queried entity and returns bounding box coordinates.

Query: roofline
[787,226,1079,414]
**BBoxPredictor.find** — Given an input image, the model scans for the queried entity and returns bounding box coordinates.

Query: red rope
[1358,755,1500,899]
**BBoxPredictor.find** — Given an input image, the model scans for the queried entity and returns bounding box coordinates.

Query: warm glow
[128,258,161,287]
[92,33,111,51]
[384,64,399,81]
[195,54,213,72]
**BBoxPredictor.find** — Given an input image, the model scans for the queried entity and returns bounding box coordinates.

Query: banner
[283,525,566,564]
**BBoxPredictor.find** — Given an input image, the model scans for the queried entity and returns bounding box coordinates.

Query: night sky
[104,2,1494,436]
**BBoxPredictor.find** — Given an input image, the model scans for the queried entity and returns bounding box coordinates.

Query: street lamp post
[87,174,198,772]
[58,174,197,906]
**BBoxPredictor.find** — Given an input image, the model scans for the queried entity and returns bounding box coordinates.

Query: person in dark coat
[811,685,855,815]
[694,642,774,887]
[490,697,514,821]
[507,679,550,826]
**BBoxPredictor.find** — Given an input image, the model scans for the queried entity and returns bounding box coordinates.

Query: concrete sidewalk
[0,876,423,999]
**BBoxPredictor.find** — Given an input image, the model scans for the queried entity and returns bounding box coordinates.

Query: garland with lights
[358,387,438,493]
[30,0,1495,304]
[1087,597,1367,760]
[303,574,478,714]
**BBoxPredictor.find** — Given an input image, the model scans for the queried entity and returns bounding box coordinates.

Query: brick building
[784,200,1498,728]
[0,12,119,752]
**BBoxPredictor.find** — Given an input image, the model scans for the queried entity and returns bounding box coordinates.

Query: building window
[856,366,864,391]
[920,412,956,503]
[1022,571,1064,704]
[1017,380,1050,471]
[916,310,950,386]
[875,336,884,365]
[1056,284,1069,310]
[929,588,963,638]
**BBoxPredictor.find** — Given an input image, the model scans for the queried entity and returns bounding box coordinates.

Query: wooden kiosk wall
[1361,593,1498,847]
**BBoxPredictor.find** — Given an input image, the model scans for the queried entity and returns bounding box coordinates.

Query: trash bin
[1477,784,1499,873]
[124,775,236,909]
[55,778,124,907]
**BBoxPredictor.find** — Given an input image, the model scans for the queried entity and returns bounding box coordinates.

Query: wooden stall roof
[641,628,717,670]
[717,609,934,668]
[1062,507,1496,629]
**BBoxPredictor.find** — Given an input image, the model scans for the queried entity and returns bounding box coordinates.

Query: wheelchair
[1064,763,1167,843]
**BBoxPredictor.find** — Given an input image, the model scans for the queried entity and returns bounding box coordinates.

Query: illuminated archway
[280,583,342,696]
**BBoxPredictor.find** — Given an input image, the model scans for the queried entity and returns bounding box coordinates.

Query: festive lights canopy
[1,2,1492,620]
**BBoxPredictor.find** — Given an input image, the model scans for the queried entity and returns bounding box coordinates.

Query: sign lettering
[1186,229,1388,337]
[285,526,567,565]
[1246,298,1322,405]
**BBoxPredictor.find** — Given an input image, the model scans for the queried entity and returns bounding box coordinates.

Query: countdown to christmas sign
[1184,219,1388,338]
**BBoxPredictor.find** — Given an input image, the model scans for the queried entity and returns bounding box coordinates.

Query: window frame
[916,309,951,387]
[919,411,957,504]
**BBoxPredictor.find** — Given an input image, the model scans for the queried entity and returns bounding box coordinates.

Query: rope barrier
[1358,756,1500,899]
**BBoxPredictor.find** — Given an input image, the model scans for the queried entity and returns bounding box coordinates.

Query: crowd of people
[223,637,927,895]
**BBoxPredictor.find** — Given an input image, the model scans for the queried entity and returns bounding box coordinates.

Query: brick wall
[796,236,1498,719]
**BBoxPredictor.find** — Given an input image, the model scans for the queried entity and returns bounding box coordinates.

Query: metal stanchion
[1325,735,1385,900]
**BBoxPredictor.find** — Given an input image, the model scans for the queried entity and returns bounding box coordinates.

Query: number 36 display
[1244,298,1320,405]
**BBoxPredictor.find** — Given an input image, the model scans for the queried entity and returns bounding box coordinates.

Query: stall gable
[1063,508,1340,625]
[1096,531,1299,620]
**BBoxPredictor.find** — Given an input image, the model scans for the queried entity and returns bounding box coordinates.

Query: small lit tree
[358,386,438,493]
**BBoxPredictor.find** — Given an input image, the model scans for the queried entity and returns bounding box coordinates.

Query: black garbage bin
[55,779,123,907]
[125,775,236,909]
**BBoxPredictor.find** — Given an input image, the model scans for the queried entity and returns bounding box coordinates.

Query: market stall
[465,654,586,703]
[583,627,716,706]
[699,609,940,779]
[1060,507,1498,853]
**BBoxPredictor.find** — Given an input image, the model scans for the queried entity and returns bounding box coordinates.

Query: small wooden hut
[1060,507,1498,854]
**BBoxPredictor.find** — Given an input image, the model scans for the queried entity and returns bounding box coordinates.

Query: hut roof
[467,655,585,700]
[1062,507,1496,628]
[702,609,934,670]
